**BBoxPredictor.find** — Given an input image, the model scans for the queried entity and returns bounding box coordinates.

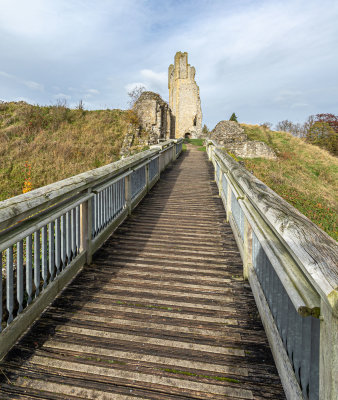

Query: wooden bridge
[0,139,337,399]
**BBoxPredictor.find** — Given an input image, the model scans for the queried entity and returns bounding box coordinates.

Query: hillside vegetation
[239,124,337,240]
[0,101,134,201]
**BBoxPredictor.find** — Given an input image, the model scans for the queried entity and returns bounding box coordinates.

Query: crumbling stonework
[168,52,202,138]
[211,120,277,159]
[133,91,174,144]
[211,121,247,145]
[226,141,277,159]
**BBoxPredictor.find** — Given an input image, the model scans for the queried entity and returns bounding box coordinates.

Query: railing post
[125,172,132,215]
[243,215,252,280]
[80,190,93,265]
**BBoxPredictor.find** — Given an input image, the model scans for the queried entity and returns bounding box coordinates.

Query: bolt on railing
[207,140,338,400]
[0,138,183,359]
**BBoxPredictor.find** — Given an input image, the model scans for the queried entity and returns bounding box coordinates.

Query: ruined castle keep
[168,52,202,138]
[130,51,202,145]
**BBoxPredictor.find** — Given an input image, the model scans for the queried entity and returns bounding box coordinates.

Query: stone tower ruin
[168,52,202,138]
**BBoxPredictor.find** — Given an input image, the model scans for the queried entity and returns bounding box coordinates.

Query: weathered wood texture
[211,143,338,315]
[0,140,177,234]
[0,145,285,399]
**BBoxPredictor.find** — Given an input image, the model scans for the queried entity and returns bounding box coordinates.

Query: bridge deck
[0,145,285,399]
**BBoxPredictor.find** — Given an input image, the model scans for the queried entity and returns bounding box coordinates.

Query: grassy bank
[0,101,133,201]
[239,124,337,240]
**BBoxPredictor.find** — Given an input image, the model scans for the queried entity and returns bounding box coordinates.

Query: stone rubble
[210,120,277,159]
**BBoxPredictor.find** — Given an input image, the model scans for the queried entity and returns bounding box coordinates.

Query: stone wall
[168,52,202,138]
[133,91,174,144]
[211,120,277,159]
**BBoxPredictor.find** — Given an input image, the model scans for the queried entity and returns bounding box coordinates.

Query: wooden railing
[206,140,338,400]
[0,138,183,359]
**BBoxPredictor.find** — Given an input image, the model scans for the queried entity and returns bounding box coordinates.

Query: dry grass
[238,124,338,240]
[0,102,134,201]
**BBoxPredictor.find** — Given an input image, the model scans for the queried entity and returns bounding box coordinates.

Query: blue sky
[0,0,337,129]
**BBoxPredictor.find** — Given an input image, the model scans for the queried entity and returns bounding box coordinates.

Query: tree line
[275,114,337,156]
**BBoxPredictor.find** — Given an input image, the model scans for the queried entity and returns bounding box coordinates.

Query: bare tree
[275,120,304,137]
[128,85,146,108]
[260,122,273,130]
[76,99,84,111]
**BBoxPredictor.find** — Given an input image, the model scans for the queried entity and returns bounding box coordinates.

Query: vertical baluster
[119,179,122,212]
[17,240,24,314]
[110,185,113,220]
[41,226,48,289]
[267,256,273,310]
[61,215,66,270]
[107,186,111,222]
[92,197,96,238]
[95,194,98,232]
[92,197,95,236]
[76,206,80,254]
[34,230,40,297]
[122,178,125,206]
[0,252,2,331]
[260,244,267,295]
[26,235,33,304]
[6,246,14,324]
[293,313,303,384]
[66,211,71,265]
[104,189,107,225]
[309,317,320,400]
[49,221,55,279]
[113,183,116,217]
[99,192,103,231]
[280,285,289,345]
[97,192,101,230]
[96,194,99,232]
[286,297,296,361]
[101,191,104,227]
[101,191,105,227]
[300,316,312,398]
[71,208,76,257]
[55,217,61,273]
[118,179,121,213]
[275,275,282,332]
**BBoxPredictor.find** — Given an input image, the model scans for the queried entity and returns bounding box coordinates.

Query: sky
[0,0,337,130]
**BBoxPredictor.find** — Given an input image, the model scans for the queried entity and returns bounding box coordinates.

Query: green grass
[185,138,206,151]
[185,138,204,146]
[239,124,338,240]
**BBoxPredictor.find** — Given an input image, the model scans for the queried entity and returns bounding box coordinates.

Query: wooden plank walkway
[0,145,285,399]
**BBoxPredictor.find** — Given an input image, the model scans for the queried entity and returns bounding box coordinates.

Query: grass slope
[239,124,337,240]
[0,101,132,201]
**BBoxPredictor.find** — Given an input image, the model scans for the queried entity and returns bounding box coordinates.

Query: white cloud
[140,69,167,89]
[0,70,44,91]
[0,0,337,123]
[87,89,100,94]
[124,82,148,93]
[53,93,71,100]
[23,80,44,90]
